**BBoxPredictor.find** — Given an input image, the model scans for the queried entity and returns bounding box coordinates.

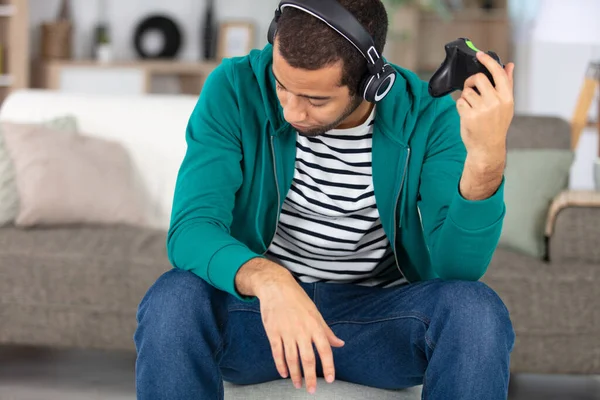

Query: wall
[28,0,600,189]
[509,0,599,190]
[29,0,279,61]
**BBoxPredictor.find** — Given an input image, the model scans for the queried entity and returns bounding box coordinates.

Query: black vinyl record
[133,15,182,59]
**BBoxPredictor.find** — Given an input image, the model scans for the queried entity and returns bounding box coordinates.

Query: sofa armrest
[545,190,600,263]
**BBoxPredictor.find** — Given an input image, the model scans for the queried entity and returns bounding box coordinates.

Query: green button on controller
[465,40,480,53]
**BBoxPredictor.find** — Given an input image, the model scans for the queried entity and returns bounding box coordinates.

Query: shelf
[0,75,13,87]
[0,4,16,17]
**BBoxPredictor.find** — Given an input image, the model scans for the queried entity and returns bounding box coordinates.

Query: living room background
[0,1,598,398]
[24,0,600,190]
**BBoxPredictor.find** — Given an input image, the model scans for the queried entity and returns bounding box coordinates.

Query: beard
[295,95,364,137]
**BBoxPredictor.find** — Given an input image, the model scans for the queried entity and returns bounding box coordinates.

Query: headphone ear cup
[267,19,278,45]
[361,65,396,103]
[358,74,375,102]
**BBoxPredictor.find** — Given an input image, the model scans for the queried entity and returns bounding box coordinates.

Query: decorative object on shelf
[133,15,183,59]
[481,0,495,11]
[93,0,113,63]
[41,0,73,60]
[202,0,218,61]
[94,24,113,63]
[217,21,255,60]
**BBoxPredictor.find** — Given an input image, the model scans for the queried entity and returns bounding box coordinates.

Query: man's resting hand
[235,258,345,394]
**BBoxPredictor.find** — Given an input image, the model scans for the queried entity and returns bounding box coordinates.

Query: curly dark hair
[275,0,389,97]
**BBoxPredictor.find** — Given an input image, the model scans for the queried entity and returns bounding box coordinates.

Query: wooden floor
[0,345,598,400]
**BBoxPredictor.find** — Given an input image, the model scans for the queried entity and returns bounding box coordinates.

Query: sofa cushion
[499,149,574,258]
[0,116,79,226]
[0,225,170,311]
[1,122,149,228]
[224,379,422,399]
[506,115,571,150]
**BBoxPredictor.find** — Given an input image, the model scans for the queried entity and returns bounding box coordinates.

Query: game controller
[428,38,504,98]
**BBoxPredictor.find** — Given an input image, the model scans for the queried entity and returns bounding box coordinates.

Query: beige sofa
[0,90,597,381]
[481,116,600,375]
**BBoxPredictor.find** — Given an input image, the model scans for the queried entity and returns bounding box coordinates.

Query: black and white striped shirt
[266,107,408,288]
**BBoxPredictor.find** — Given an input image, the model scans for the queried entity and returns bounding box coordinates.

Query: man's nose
[283,94,307,124]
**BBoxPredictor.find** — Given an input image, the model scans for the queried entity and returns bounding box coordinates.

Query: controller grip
[487,51,503,67]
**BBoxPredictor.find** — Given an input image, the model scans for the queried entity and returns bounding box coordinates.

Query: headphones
[267,0,396,103]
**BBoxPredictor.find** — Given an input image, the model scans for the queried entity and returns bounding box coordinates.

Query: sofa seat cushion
[224,379,422,399]
[0,224,170,312]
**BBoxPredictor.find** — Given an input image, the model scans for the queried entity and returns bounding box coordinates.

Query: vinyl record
[133,15,182,59]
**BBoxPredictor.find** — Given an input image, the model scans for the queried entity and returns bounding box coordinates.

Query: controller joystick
[428,38,504,98]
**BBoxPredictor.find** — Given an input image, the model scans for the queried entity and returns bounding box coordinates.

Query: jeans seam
[214,320,227,364]
[313,283,319,309]
[227,308,261,314]
[218,375,224,400]
[422,369,427,400]
[328,313,430,327]
[424,333,436,352]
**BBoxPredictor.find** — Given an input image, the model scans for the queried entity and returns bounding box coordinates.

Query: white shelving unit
[0,75,13,86]
[0,4,16,17]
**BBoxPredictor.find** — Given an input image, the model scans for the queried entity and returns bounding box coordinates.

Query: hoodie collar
[251,44,422,144]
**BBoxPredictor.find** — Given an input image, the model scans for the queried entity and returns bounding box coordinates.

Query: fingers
[284,340,303,389]
[270,336,288,379]
[298,339,318,394]
[506,62,515,88]
[461,87,483,109]
[323,322,345,348]
[463,73,494,100]
[313,333,335,384]
[456,96,471,113]
[476,52,510,91]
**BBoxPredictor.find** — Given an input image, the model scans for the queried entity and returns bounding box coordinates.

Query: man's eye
[309,102,327,108]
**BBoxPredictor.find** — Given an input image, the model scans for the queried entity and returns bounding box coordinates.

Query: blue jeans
[135,269,515,399]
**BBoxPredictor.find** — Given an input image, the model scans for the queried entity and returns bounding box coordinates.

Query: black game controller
[428,38,504,98]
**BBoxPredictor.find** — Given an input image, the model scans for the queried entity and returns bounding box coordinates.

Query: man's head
[271,0,389,136]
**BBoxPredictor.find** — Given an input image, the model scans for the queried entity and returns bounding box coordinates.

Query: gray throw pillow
[499,149,574,258]
[0,116,78,225]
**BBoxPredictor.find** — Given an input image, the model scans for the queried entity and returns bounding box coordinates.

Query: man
[134,0,516,399]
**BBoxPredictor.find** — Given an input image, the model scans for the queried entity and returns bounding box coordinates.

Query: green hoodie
[167,44,505,301]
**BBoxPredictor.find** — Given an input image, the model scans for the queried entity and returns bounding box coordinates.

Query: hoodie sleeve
[166,60,263,302]
[417,95,505,281]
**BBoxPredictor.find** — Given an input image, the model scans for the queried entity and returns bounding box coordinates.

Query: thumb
[323,322,345,347]
[508,63,515,87]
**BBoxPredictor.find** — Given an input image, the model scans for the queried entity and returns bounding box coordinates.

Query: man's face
[272,42,363,137]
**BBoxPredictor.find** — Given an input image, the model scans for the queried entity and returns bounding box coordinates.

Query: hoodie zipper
[393,147,411,281]
[264,135,281,253]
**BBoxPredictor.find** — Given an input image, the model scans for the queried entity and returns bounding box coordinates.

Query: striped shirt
[266,107,408,288]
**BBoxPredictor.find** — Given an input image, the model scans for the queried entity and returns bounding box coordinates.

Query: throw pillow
[1,122,148,228]
[499,149,574,258]
[0,116,79,226]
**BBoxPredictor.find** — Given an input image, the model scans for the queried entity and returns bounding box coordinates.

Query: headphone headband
[272,0,384,74]
[268,0,396,103]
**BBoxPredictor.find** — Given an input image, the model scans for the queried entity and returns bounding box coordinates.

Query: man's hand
[235,258,345,394]
[457,51,515,201]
